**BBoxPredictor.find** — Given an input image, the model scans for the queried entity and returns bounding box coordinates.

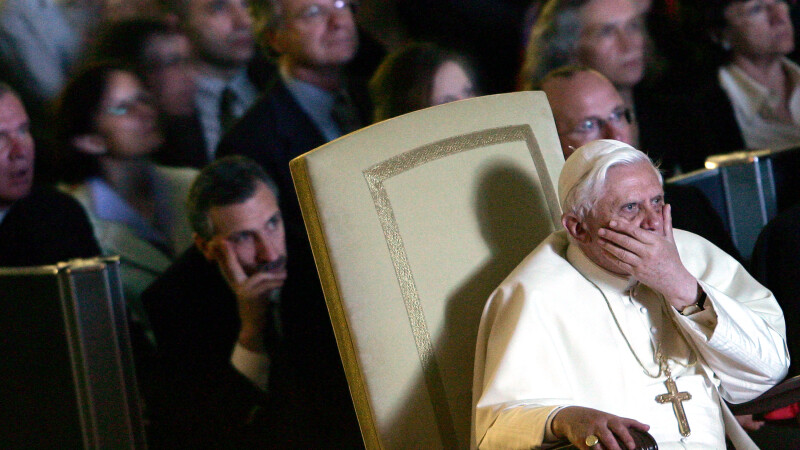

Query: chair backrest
[290,92,565,448]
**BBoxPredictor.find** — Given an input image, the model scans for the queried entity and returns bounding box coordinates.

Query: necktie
[331,90,362,136]
[219,86,238,133]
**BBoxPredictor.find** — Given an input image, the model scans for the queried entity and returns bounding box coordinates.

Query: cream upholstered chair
[290,92,565,448]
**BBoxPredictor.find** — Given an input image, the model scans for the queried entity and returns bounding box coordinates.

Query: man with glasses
[541,66,743,261]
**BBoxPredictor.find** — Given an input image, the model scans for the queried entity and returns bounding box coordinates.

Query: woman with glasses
[54,60,198,338]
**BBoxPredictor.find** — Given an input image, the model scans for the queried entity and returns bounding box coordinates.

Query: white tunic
[472,229,788,449]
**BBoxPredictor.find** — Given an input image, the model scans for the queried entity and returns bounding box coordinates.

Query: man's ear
[71,134,107,155]
[194,233,215,261]
[562,213,590,243]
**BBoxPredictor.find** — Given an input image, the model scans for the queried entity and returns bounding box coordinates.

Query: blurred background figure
[521,0,646,142]
[53,61,197,341]
[0,82,100,267]
[369,42,479,122]
[698,0,800,152]
[0,0,164,127]
[521,0,758,176]
[92,18,209,168]
[160,0,272,159]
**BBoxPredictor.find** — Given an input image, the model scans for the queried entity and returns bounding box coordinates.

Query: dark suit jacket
[0,186,100,266]
[637,71,744,177]
[752,203,800,377]
[140,246,361,448]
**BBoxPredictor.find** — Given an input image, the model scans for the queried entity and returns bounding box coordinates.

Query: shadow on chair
[383,163,550,446]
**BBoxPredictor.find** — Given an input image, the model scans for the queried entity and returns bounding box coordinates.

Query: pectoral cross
[655,364,692,437]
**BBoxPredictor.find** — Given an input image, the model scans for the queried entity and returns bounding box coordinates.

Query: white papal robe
[472,229,789,450]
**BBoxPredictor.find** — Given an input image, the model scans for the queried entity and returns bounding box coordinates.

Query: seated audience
[0,0,164,125]
[699,0,800,152]
[139,156,360,447]
[540,66,742,260]
[161,0,272,157]
[216,1,368,440]
[53,61,197,333]
[92,18,208,168]
[369,42,479,122]
[521,0,720,175]
[0,82,100,266]
[472,139,788,448]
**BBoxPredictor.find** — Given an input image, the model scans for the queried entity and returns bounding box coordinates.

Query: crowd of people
[2,0,800,448]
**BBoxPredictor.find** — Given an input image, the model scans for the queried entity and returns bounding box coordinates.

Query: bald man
[541,66,634,158]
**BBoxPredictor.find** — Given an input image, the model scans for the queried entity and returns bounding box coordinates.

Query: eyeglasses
[284,0,358,24]
[103,92,154,117]
[567,107,633,138]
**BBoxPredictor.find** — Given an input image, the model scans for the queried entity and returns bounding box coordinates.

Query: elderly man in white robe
[472,139,789,450]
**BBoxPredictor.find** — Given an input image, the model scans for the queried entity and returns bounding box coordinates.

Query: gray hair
[187,156,280,240]
[561,144,662,222]
[520,0,589,91]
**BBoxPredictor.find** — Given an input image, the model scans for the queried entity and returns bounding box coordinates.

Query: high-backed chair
[290,92,565,448]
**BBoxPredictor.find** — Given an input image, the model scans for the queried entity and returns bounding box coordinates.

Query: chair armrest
[728,375,800,416]
[550,428,658,450]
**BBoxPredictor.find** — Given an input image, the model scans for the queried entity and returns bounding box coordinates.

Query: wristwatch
[680,291,707,316]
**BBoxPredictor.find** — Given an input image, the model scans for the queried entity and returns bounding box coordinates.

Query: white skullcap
[557,139,637,209]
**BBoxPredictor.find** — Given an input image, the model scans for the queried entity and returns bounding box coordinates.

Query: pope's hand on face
[552,406,650,450]
[596,204,701,310]
[208,237,287,352]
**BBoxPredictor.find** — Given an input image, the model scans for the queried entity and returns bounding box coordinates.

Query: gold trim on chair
[292,158,381,449]
[362,124,556,448]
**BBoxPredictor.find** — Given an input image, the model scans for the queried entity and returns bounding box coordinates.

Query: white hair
[559,140,662,222]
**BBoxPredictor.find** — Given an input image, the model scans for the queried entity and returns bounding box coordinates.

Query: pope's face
[577,0,646,89]
[576,162,664,275]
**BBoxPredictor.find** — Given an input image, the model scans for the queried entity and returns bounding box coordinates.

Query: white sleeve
[674,232,789,403]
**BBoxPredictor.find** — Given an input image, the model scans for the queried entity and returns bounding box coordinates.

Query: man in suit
[139,156,360,447]
[162,0,273,158]
[215,4,367,441]
[0,82,99,266]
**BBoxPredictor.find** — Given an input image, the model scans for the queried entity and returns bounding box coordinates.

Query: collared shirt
[719,58,800,151]
[85,176,171,252]
[279,65,343,142]
[195,68,259,158]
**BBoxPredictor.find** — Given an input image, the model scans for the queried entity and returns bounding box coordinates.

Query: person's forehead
[580,0,637,27]
[209,183,280,233]
[0,93,29,131]
[548,72,624,117]
[601,163,662,200]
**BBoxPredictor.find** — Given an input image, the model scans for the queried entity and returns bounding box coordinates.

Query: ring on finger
[585,434,599,447]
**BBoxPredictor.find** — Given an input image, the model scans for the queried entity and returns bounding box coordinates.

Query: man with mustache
[140,156,352,447]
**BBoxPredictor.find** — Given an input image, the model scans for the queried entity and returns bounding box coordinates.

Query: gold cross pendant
[655,366,692,437]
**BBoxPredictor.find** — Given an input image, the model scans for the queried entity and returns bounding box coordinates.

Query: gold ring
[585,434,599,447]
